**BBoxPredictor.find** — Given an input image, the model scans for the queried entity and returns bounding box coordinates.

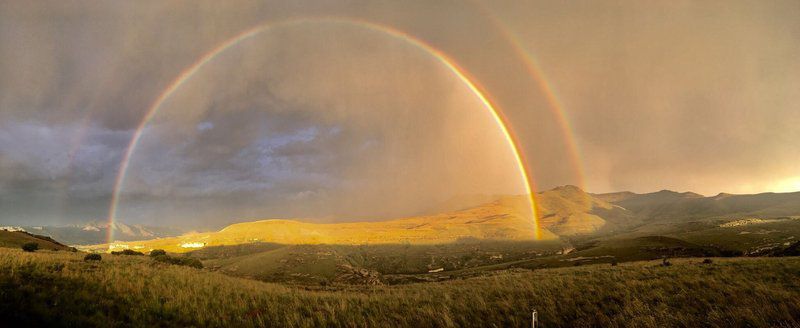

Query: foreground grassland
[1,248,798,327]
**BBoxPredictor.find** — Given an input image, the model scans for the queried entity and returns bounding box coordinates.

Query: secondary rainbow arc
[468,0,586,189]
[107,17,543,245]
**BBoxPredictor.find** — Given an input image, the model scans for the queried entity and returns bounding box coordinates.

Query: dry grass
[1,248,798,327]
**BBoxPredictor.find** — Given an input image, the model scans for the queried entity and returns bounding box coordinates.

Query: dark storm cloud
[0,121,130,224]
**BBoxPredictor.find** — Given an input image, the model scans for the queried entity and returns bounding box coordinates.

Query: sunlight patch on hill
[96,197,558,253]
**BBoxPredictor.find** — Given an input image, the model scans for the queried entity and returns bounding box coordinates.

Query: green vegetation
[21,242,38,252]
[0,248,798,327]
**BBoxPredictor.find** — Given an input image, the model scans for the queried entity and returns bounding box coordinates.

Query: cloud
[0,121,130,224]
[1,1,798,228]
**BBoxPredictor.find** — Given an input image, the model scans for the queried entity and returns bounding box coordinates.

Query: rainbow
[107,17,543,244]
[469,1,586,189]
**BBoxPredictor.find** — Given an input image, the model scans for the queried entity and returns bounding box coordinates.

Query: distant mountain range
[592,189,800,222]
[538,186,800,235]
[14,222,184,246]
[78,185,800,253]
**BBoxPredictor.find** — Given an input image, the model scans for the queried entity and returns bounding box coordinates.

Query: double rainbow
[107,16,573,244]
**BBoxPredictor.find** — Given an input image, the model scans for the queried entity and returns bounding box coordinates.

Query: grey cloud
[1,1,797,228]
[0,121,129,224]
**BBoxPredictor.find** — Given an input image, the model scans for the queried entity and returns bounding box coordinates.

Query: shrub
[149,249,166,257]
[84,253,102,261]
[702,259,713,264]
[21,242,39,252]
[181,257,203,269]
[111,249,144,256]
[152,254,203,269]
[661,257,672,267]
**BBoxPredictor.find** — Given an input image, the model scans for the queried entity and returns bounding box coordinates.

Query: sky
[0,1,798,228]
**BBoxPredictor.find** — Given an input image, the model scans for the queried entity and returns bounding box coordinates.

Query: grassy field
[1,248,798,327]
[193,240,565,284]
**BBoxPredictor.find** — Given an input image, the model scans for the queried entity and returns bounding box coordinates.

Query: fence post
[532,309,538,328]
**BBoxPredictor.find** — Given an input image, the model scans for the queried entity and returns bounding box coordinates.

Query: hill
[1,248,798,327]
[87,186,800,258]
[536,185,635,235]
[96,198,559,253]
[93,186,643,253]
[0,230,73,251]
[591,191,638,203]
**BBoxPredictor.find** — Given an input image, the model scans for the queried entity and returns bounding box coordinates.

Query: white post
[532,309,538,328]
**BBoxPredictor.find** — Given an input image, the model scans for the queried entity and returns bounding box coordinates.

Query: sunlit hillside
[94,186,638,253]
[535,185,627,235]
[112,185,797,256]
[96,196,559,253]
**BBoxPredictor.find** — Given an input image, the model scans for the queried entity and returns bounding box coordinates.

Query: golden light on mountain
[97,196,554,253]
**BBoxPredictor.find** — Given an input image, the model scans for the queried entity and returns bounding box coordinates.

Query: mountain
[91,186,635,253]
[21,222,183,246]
[0,229,73,251]
[591,191,638,203]
[536,185,633,235]
[594,189,800,222]
[96,197,560,253]
[89,186,800,254]
[420,194,505,215]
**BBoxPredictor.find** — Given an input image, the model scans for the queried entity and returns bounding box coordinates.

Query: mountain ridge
[97,198,559,253]
[87,186,800,253]
[18,221,184,246]
[595,189,800,222]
